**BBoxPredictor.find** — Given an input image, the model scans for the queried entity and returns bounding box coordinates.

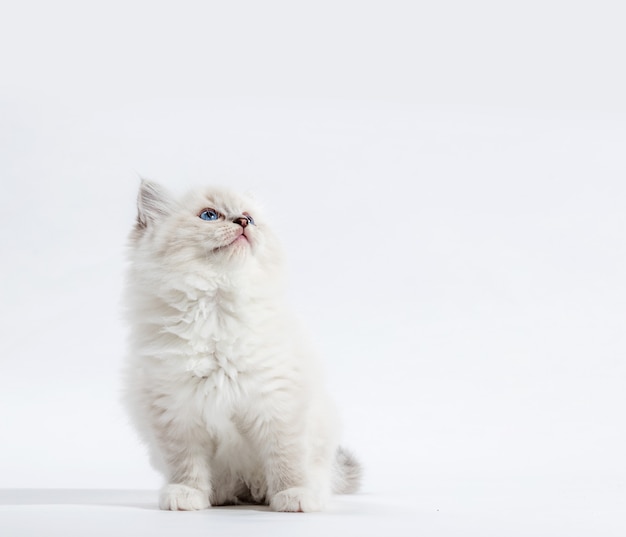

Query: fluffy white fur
[123,181,361,512]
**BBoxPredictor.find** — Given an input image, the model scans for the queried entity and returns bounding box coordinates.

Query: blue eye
[245,214,255,226]
[199,208,220,221]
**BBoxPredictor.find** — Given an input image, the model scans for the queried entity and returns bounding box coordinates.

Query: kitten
[123,180,361,512]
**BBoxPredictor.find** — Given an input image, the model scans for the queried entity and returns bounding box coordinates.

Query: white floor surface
[1,483,623,537]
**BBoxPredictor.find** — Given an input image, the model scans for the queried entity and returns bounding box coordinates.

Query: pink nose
[233,216,249,228]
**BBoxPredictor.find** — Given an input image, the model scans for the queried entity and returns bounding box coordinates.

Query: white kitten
[123,181,361,512]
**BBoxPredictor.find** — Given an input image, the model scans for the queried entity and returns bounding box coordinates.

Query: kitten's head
[130,180,281,277]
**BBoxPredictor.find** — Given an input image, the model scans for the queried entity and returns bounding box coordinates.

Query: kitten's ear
[136,180,175,229]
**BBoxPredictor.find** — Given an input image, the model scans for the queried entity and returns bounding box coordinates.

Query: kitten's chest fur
[152,281,282,411]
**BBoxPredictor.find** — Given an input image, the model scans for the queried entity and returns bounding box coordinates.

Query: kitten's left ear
[136,179,175,229]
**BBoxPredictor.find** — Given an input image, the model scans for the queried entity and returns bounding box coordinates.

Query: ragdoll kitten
[123,180,361,512]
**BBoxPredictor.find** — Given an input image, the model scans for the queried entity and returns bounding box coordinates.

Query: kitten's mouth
[232,235,248,244]
[212,230,250,254]
[228,231,249,246]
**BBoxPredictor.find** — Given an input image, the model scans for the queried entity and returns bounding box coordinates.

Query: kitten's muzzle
[233,216,250,228]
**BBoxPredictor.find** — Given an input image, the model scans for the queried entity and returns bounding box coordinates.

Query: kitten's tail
[332,446,362,494]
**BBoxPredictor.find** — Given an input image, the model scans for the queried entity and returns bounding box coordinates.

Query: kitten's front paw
[270,487,323,513]
[159,484,211,511]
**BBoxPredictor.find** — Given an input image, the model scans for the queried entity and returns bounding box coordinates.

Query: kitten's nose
[233,216,249,228]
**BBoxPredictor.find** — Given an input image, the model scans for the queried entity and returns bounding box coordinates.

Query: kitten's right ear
[136,180,174,229]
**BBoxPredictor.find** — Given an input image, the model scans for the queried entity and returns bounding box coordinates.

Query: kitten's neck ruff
[154,259,278,307]
[130,259,282,358]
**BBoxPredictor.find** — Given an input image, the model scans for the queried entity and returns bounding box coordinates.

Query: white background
[1,1,624,535]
